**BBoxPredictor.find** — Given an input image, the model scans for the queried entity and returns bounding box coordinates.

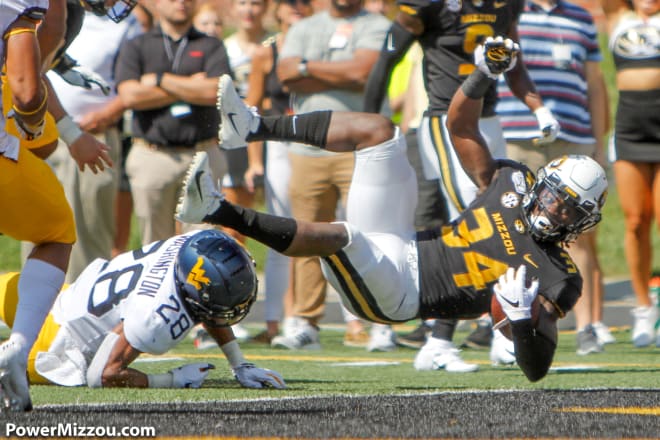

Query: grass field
[0,36,658,439]
[3,324,657,438]
[16,324,659,407]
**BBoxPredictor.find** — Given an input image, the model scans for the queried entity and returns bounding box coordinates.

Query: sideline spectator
[220,0,274,245]
[272,0,391,351]
[242,0,315,343]
[216,0,275,343]
[112,3,156,257]
[115,0,232,245]
[48,9,143,282]
[193,0,223,38]
[496,0,612,355]
[600,0,660,348]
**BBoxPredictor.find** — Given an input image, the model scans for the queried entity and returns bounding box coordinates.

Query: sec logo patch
[500,192,519,208]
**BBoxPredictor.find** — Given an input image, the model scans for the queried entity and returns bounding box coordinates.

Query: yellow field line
[143,352,660,368]
[559,407,660,416]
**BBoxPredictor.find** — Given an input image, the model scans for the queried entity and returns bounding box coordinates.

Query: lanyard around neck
[162,33,188,73]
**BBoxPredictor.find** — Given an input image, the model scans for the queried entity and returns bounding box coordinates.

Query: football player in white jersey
[0,230,285,399]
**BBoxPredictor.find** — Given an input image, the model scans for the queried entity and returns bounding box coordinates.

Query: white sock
[10,259,65,361]
[425,336,453,350]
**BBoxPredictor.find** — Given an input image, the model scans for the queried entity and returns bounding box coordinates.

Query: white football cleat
[490,329,516,365]
[0,340,31,412]
[367,324,397,352]
[592,321,616,345]
[176,152,223,224]
[414,337,478,373]
[631,306,657,348]
[217,74,260,149]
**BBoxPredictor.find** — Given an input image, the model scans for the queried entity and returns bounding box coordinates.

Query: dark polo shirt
[115,25,231,147]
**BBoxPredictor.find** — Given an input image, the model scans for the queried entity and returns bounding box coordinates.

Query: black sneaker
[461,323,493,350]
[397,323,430,349]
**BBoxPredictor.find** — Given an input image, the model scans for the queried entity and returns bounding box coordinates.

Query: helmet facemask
[182,285,256,328]
[524,156,606,244]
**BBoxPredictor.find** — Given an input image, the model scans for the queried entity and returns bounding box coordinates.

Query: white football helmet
[524,155,608,243]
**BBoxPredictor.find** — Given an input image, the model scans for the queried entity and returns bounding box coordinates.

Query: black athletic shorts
[612,89,660,162]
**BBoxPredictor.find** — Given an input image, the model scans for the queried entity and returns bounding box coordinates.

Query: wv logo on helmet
[187,257,211,289]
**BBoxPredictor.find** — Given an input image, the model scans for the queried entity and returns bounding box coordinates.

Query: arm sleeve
[511,319,556,382]
[363,21,416,113]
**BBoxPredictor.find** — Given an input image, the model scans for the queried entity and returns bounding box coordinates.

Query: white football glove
[493,265,539,322]
[170,363,215,388]
[6,109,45,141]
[58,65,111,96]
[233,363,286,389]
[474,36,520,79]
[533,106,560,145]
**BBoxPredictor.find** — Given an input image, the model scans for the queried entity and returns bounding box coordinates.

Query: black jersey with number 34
[416,160,582,320]
[397,0,524,116]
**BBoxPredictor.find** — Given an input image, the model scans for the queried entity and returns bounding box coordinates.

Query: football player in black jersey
[364,0,561,220]
[176,39,608,382]
[363,0,563,362]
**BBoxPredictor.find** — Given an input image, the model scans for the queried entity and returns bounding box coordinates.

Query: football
[490,293,541,340]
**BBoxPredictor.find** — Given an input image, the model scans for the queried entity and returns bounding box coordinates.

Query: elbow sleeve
[363,21,416,113]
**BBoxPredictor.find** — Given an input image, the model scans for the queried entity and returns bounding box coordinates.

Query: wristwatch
[297,59,309,78]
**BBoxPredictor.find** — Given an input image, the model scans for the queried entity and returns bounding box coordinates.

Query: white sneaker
[271,322,321,350]
[232,323,250,343]
[0,340,31,412]
[592,321,616,345]
[631,306,657,347]
[367,324,396,352]
[282,316,302,339]
[175,152,223,224]
[414,338,478,373]
[217,74,260,149]
[490,329,516,365]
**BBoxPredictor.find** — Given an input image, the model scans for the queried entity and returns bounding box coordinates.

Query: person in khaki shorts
[115,0,232,244]
[495,0,611,356]
[271,0,391,351]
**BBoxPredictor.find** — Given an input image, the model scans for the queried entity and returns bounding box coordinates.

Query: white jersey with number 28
[42,232,199,384]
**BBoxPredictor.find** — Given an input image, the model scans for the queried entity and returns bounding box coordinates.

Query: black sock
[247,110,332,148]
[204,201,297,253]
[431,319,457,341]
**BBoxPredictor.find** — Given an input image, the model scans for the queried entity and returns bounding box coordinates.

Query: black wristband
[155,72,164,87]
[460,70,493,100]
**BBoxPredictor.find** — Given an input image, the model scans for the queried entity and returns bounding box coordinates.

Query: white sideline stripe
[36,387,660,409]
[330,361,401,367]
[550,364,603,371]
